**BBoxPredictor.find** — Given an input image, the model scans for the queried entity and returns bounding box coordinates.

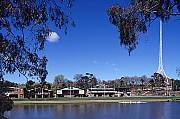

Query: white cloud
[46,32,60,42]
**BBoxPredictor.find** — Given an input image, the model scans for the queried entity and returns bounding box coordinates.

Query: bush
[0,93,14,119]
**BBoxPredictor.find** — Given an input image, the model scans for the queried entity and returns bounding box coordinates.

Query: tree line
[1,0,180,118]
[4,73,179,92]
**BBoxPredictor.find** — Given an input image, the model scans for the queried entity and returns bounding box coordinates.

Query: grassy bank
[12,96,180,104]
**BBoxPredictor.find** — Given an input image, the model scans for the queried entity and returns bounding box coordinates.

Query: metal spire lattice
[156,19,170,84]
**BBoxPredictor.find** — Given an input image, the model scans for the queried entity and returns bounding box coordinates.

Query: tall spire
[156,19,168,79]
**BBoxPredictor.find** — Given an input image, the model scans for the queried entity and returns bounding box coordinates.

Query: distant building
[115,87,131,97]
[4,87,24,98]
[87,88,116,97]
[25,88,53,98]
[57,87,85,97]
[86,87,131,97]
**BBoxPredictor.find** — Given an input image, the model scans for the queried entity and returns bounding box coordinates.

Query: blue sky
[5,0,180,83]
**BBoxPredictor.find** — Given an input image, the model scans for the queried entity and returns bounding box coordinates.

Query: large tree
[0,93,13,119]
[0,78,14,119]
[26,80,35,90]
[51,74,67,91]
[172,79,180,90]
[74,73,97,90]
[0,0,74,117]
[151,73,166,87]
[0,0,74,82]
[108,0,180,55]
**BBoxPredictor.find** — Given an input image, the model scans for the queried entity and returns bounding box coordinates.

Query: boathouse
[56,87,85,97]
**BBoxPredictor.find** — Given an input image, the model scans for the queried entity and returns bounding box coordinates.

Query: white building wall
[79,90,85,95]
[57,90,62,95]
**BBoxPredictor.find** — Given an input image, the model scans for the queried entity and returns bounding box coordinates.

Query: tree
[66,79,74,87]
[43,82,52,90]
[140,75,148,91]
[1,80,18,89]
[25,80,35,99]
[0,78,13,119]
[172,79,180,91]
[51,74,67,91]
[151,73,166,87]
[120,79,125,87]
[0,0,74,117]
[140,78,145,91]
[108,0,180,54]
[26,80,35,90]
[0,93,13,119]
[149,79,155,90]
[74,73,97,90]
[0,0,74,83]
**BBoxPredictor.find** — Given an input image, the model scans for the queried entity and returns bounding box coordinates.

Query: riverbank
[13,96,180,104]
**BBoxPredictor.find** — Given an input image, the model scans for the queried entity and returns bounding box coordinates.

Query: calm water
[5,102,180,119]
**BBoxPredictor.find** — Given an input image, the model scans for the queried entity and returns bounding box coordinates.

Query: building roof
[59,87,83,91]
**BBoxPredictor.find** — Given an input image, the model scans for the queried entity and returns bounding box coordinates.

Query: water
[5,102,180,119]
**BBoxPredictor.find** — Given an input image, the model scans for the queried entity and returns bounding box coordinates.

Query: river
[5,102,180,119]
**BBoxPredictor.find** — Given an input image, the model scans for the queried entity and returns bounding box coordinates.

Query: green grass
[12,96,180,102]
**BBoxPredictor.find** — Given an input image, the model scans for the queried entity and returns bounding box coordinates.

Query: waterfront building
[56,87,85,97]
[4,87,24,98]
[25,88,53,98]
[115,87,131,97]
[87,88,116,97]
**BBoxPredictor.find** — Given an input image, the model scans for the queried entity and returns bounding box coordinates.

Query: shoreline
[13,96,180,104]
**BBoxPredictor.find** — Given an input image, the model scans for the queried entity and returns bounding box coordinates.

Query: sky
[5,0,180,83]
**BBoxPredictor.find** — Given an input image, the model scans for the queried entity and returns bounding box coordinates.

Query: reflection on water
[5,102,180,119]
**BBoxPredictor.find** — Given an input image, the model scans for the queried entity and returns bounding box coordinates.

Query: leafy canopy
[0,0,74,116]
[108,0,180,55]
[74,73,97,90]
[0,0,74,82]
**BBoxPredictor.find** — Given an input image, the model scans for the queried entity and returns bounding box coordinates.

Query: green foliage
[0,79,13,119]
[105,75,149,89]
[151,73,166,87]
[51,74,67,91]
[0,0,74,82]
[172,79,180,90]
[0,0,74,117]
[74,73,97,90]
[0,93,13,119]
[25,80,35,90]
[108,0,180,54]
[2,80,18,88]
[149,79,155,88]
